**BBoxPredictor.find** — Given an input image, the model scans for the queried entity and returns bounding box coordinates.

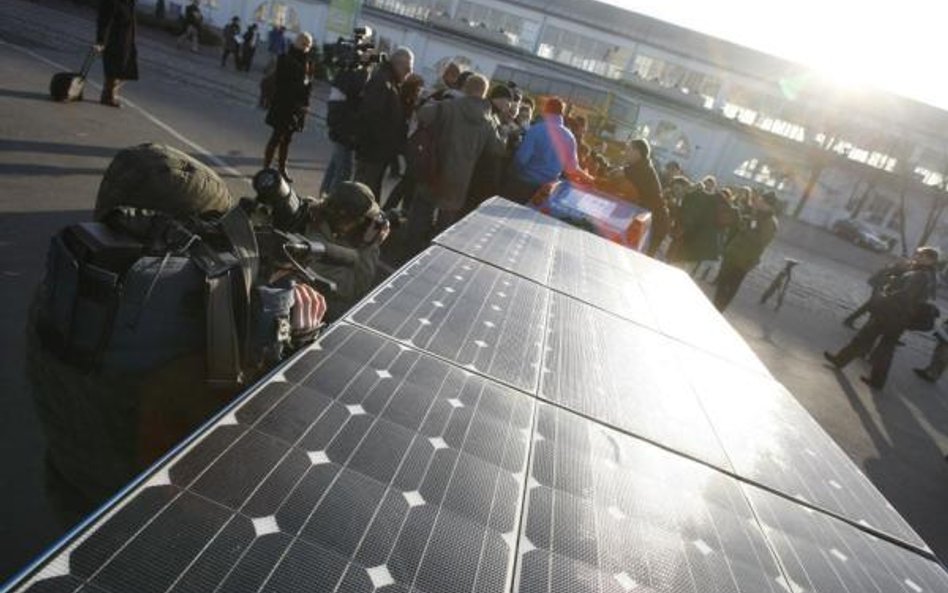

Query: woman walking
[95,0,138,107]
[263,32,314,182]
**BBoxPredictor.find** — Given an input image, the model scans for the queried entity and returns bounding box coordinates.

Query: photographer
[320,63,371,196]
[263,32,314,183]
[355,47,414,201]
[304,181,390,320]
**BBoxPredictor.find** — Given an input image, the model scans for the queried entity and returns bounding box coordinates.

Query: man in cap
[306,181,389,320]
[713,190,779,311]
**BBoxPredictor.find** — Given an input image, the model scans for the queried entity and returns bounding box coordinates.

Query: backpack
[33,207,298,386]
[406,101,443,188]
[95,143,233,222]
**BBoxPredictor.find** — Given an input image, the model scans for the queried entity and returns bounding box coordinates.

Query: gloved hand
[290,282,327,342]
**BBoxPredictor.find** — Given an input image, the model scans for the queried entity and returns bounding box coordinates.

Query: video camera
[322,26,385,72]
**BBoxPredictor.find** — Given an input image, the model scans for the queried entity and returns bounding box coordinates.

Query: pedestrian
[843,255,915,329]
[404,74,506,255]
[239,23,260,71]
[263,32,314,182]
[671,181,721,275]
[824,247,940,389]
[426,61,462,101]
[266,25,287,68]
[701,175,717,193]
[713,191,779,311]
[381,72,426,211]
[504,97,591,204]
[221,16,241,68]
[176,0,202,53]
[320,66,372,198]
[621,138,667,257]
[914,320,948,383]
[465,84,518,213]
[567,114,587,147]
[95,0,137,108]
[354,47,414,202]
[507,102,533,154]
[660,161,683,187]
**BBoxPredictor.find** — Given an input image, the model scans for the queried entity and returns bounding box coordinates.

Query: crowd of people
[257,31,785,314]
[176,1,267,72]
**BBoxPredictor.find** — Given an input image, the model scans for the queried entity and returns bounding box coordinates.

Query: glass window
[735,158,759,178]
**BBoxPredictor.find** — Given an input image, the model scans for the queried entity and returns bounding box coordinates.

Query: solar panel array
[9,197,948,593]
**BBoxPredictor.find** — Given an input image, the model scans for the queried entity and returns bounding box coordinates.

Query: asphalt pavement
[1,0,947,583]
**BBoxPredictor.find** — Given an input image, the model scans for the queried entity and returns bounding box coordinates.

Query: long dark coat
[97,0,138,81]
[674,188,721,262]
[355,62,405,164]
[265,47,312,133]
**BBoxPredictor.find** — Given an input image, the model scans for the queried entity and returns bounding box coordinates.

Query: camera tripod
[759,258,799,312]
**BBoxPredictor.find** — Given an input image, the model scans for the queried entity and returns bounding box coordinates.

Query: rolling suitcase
[49,47,97,102]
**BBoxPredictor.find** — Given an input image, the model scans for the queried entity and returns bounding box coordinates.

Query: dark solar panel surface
[11,198,946,593]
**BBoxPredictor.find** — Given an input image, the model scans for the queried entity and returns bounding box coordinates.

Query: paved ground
[1,0,947,583]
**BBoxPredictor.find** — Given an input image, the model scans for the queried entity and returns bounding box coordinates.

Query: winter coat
[183,4,202,29]
[675,188,721,262]
[623,159,668,234]
[222,22,241,51]
[305,223,381,321]
[97,0,138,80]
[466,105,514,212]
[721,210,778,270]
[416,96,505,211]
[873,266,935,329]
[265,47,312,132]
[326,68,370,147]
[355,63,405,164]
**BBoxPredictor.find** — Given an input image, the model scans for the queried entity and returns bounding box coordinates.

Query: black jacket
[875,265,934,328]
[265,47,312,132]
[327,68,370,147]
[623,159,665,216]
[355,63,405,163]
[97,0,138,80]
[183,4,202,28]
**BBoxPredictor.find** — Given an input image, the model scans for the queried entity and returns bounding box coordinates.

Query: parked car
[831,218,891,252]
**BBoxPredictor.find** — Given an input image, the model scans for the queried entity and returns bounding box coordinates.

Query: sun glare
[609,0,947,109]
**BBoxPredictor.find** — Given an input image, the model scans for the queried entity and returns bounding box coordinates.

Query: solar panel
[434,199,766,375]
[747,485,948,593]
[539,293,731,469]
[9,198,947,593]
[346,247,548,393]
[682,348,929,551]
[16,324,534,593]
[516,403,787,593]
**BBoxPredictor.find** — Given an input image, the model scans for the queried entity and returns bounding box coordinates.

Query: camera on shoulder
[322,26,387,73]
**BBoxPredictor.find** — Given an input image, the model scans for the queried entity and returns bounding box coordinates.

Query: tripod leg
[775,269,795,311]
[760,270,785,305]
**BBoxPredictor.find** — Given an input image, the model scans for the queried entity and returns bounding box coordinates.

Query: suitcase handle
[79,46,98,79]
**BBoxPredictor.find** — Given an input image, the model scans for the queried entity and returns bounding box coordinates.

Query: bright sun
[608,0,947,109]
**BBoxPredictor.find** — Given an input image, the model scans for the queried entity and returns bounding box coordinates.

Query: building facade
[165,0,948,253]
